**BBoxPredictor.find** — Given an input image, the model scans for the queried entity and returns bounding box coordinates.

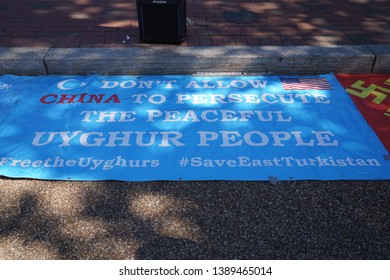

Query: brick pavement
[0,0,389,48]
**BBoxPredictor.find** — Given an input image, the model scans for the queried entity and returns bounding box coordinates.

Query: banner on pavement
[336,74,390,152]
[0,73,389,181]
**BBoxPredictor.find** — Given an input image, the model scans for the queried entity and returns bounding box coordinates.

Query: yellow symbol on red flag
[346,79,390,104]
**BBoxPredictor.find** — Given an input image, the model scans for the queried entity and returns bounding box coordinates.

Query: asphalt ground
[0,0,389,261]
[1,178,389,259]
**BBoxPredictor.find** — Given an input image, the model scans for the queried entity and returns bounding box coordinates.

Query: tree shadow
[0,0,389,262]
[0,0,140,47]
[1,179,389,259]
[136,236,212,259]
[78,181,215,259]
[193,0,390,46]
[0,0,389,47]
[0,190,80,259]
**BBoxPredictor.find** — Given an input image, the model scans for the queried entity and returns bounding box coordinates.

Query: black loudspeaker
[137,0,187,44]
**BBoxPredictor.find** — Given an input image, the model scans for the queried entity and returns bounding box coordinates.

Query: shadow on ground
[1,179,389,259]
[0,0,389,47]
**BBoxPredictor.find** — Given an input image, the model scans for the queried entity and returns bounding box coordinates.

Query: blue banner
[0,74,389,181]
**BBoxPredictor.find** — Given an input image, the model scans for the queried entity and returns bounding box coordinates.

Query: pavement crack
[366,45,377,74]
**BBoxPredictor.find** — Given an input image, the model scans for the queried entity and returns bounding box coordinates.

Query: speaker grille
[137,0,186,43]
[140,5,180,42]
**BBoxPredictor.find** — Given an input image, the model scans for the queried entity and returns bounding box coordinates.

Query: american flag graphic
[280,77,333,90]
